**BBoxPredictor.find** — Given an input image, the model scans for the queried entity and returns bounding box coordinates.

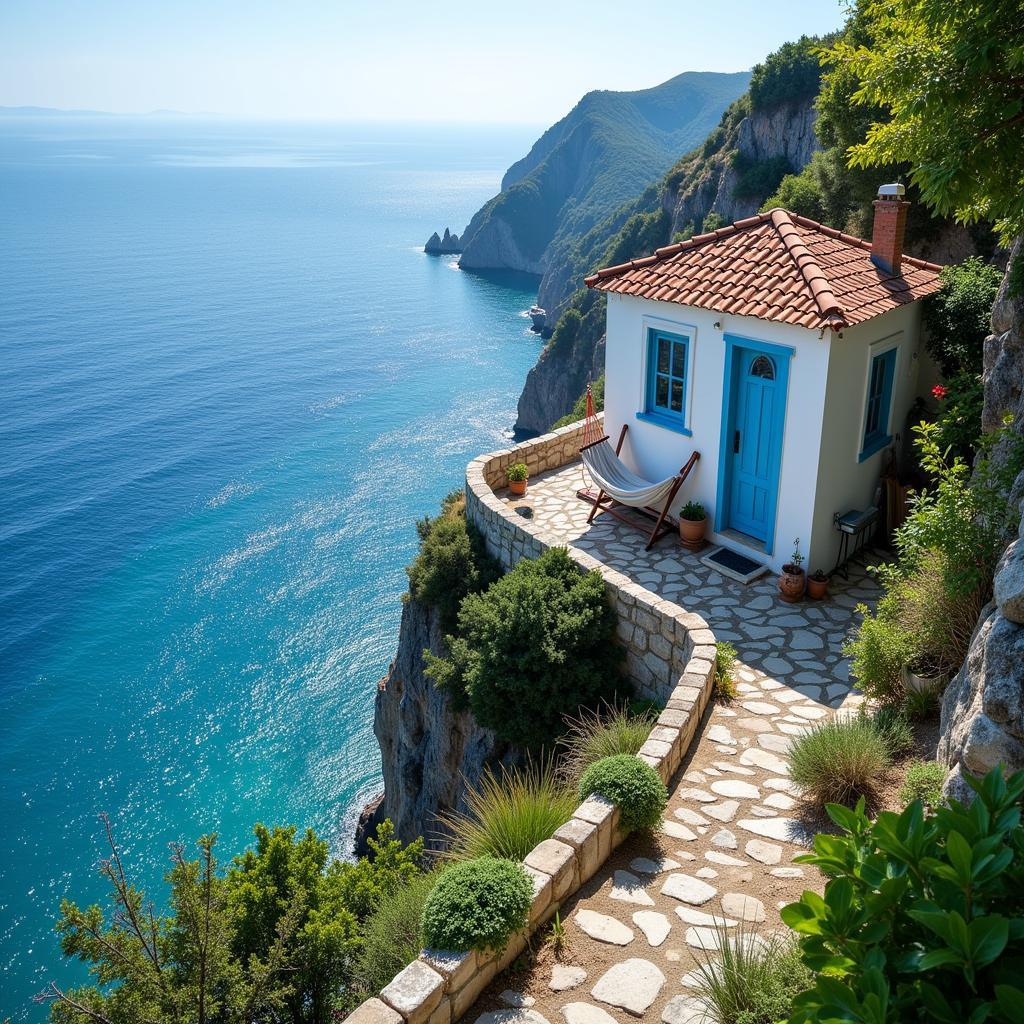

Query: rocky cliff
[356,595,513,853]
[939,240,1024,798]
[424,228,462,255]
[457,72,750,281]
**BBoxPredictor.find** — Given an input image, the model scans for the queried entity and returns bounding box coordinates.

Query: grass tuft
[692,924,812,1024]
[441,760,577,862]
[557,702,655,785]
[787,715,890,806]
[715,641,739,702]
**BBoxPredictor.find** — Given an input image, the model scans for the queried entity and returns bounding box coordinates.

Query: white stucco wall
[601,293,924,574]
[810,302,923,572]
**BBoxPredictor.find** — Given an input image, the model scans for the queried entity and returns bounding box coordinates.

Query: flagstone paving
[466,462,879,1024]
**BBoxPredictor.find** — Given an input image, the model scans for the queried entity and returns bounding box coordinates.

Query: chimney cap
[877,182,906,199]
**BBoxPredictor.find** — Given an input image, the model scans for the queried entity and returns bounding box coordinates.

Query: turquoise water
[0,118,543,1018]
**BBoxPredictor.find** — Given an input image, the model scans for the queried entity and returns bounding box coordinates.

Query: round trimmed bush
[578,754,667,832]
[420,857,532,953]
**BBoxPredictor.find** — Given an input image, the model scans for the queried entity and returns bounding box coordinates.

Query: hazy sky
[1,1,847,122]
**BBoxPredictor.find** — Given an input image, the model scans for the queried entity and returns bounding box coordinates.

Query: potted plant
[903,655,947,696]
[506,461,529,496]
[807,569,829,600]
[778,538,806,602]
[678,500,707,549]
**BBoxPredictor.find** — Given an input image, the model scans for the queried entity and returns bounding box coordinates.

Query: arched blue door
[726,350,784,545]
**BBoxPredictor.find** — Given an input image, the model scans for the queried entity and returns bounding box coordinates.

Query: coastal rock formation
[458,71,750,286]
[939,240,1024,799]
[424,228,462,255]
[356,595,513,854]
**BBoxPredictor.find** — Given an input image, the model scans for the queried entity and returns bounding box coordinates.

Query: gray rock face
[938,240,1024,798]
[424,227,462,254]
[514,333,606,437]
[355,597,511,852]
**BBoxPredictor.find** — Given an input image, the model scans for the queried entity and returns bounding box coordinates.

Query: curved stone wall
[344,419,717,1024]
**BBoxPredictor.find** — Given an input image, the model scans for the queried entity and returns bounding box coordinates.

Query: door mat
[701,545,769,584]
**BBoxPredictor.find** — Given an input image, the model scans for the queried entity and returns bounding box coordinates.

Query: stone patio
[461,461,880,1024]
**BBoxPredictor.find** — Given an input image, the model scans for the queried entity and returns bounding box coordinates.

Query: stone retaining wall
[464,415,716,706]
[344,418,717,1024]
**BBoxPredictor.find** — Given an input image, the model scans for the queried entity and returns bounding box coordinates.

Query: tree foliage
[41,817,423,1024]
[820,0,1024,244]
[406,490,500,631]
[748,35,829,112]
[425,547,624,749]
[924,257,1004,377]
[784,767,1024,1024]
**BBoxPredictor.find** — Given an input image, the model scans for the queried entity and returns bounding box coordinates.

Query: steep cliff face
[665,99,819,236]
[357,596,512,853]
[939,241,1024,799]
[457,71,750,278]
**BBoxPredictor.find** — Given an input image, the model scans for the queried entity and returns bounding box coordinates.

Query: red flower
[932,384,948,400]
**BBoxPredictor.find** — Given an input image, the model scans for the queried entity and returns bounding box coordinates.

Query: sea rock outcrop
[938,239,1024,800]
[424,228,462,255]
[355,595,513,854]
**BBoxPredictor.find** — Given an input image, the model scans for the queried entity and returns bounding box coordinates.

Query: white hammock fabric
[581,438,680,508]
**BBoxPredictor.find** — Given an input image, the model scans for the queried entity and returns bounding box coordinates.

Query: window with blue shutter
[637,328,691,435]
[859,346,897,461]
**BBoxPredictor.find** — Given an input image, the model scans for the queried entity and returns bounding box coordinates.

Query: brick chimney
[870,182,909,276]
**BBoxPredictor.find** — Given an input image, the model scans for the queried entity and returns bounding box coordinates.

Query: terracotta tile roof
[584,208,943,330]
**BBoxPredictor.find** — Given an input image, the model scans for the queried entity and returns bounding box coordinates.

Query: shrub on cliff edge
[425,547,625,749]
[420,857,532,953]
[406,489,499,630]
[578,754,667,832]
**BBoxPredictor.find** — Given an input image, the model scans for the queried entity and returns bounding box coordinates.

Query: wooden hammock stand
[577,422,701,550]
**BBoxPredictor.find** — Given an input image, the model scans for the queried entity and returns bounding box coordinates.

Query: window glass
[646,329,689,427]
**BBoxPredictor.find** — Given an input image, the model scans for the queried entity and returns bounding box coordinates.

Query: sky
[0,0,847,123]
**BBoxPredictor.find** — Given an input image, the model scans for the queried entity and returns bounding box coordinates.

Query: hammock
[576,384,700,549]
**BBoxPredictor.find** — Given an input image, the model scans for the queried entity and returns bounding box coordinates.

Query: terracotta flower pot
[806,574,829,600]
[679,515,706,550]
[508,478,527,496]
[778,565,806,602]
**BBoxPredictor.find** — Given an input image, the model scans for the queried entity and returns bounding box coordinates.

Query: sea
[0,116,544,1019]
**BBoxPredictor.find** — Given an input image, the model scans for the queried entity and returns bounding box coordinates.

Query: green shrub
[924,257,1003,376]
[420,857,532,953]
[557,702,655,784]
[787,716,890,807]
[441,761,577,862]
[715,641,738,702]
[899,759,948,809]
[357,872,438,994]
[748,35,827,112]
[730,153,793,200]
[783,767,1024,1024]
[844,602,915,704]
[692,925,812,1024]
[578,754,667,832]
[506,462,528,483]
[547,307,582,355]
[425,547,625,749]
[681,500,705,521]
[702,211,723,233]
[933,371,985,462]
[406,490,500,631]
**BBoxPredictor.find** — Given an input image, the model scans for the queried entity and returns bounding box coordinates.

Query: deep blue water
[0,118,543,1018]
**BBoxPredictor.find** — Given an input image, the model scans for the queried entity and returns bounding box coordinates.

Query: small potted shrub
[506,461,528,496]
[806,569,829,600]
[678,500,707,549]
[778,538,806,602]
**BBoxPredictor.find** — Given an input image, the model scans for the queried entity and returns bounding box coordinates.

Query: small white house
[585,186,943,575]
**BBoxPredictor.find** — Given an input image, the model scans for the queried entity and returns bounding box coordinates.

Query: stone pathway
[463,462,878,1024]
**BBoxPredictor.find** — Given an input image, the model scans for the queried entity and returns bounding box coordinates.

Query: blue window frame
[859,346,897,461]
[637,328,691,435]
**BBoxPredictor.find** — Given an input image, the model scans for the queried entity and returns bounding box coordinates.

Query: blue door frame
[715,335,792,555]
